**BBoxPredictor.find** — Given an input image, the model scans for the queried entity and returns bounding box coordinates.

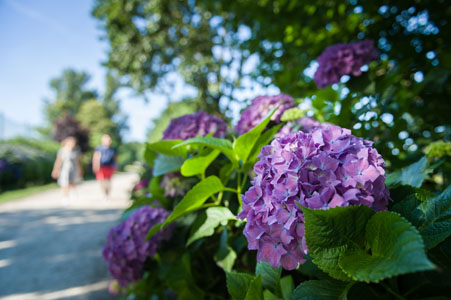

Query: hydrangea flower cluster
[238,125,390,270]
[133,179,149,191]
[235,94,296,135]
[161,111,226,197]
[102,206,174,286]
[314,40,378,88]
[162,111,227,140]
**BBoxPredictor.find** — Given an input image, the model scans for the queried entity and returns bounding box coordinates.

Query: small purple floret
[239,125,390,270]
[162,111,227,140]
[314,40,378,88]
[102,206,174,286]
[235,94,296,135]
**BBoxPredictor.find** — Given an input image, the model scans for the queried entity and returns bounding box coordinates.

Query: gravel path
[0,172,138,300]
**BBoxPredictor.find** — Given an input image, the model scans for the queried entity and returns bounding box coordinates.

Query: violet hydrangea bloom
[235,94,296,135]
[161,111,226,197]
[162,111,227,140]
[314,40,378,88]
[133,179,149,191]
[238,125,390,270]
[102,206,174,286]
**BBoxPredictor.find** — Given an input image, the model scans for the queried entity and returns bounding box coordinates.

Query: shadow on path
[0,208,123,299]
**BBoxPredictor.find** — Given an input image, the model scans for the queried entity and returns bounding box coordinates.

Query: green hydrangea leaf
[147,176,224,239]
[226,271,255,300]
[290,280,351,300]
[147,139,187,157]
[339,211,435,282]
[152,154,185,176]
[280,275,294,300]
[386,156,431,188]
[255,261,281,293]
[392,185,451,249]
[173,136,237,165]
[301,205,375,281]
[234,107,278,164]
[417,185,451,249]
[244,123,283,171]
[214,229,237,272]
[187,206,235,246]
[263,290,280,300]
[181,149,220,177]
[244,275,263,300]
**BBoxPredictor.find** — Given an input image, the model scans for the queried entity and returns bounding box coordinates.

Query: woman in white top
[51,136,83,205]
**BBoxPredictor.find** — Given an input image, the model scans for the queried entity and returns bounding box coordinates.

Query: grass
[0,183,58,204]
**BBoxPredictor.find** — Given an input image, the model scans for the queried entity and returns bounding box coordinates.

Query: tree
[76,99,121,147]
[53,114,90,153]
[92,0,252,115]
[44,69,127,147]
[147,99,197,142]
[201,0,451,167]
[44,69,97,123]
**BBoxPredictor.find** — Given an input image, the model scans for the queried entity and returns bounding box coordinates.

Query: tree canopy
[93,0,450,167]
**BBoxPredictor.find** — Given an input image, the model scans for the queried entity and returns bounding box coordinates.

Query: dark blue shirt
[95,146,117,167]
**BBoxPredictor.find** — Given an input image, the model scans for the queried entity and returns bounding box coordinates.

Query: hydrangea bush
[102,206,173,286]
[314,40,378,88]
[235,94,295,135]
[239,125,390,269]
[103,60,450,300]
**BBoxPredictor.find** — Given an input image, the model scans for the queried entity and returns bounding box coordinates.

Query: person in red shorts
[92,134,117,201]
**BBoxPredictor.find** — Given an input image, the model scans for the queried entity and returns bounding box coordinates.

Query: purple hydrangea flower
[133,179,149,191]
[102,206,174,286]
[314,40,378,88]
[160,172,191,197]
[238,125,390,270]
[235,94,296,135]
[162,111,227,140]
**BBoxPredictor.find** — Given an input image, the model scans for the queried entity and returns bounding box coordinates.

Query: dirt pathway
[0,172,138,300]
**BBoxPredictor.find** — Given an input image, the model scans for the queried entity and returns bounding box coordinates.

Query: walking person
[51,136,83,205]
[92,134,117,201]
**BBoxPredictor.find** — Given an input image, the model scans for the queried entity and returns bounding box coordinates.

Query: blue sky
[0,0,278,142]
[0,0,175,141]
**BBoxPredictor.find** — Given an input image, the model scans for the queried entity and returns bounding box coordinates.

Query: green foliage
[214,228,237,272]
[147,140,188,157]
[97,2,451,297]
[281,107,306,122]
[44,69,96,123]
[302,205,375,280]
[226,272,263,300]
[147,176,224,238]
[386,156,431,188]
[76,99,122,147]
[147,100,197,143]
[181,149,220,177]
[339,212,435,282]
[279,276,294,300]
[187,206,235,245]
[291,280,351,300]
[256,262,281,293]
[394,185,451,249]
[424,141,451,159]
[0,141,57,191]
[152,154,185,177]
[174,136,237,165]
[302,206,434,282]
[233,107,278,164]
